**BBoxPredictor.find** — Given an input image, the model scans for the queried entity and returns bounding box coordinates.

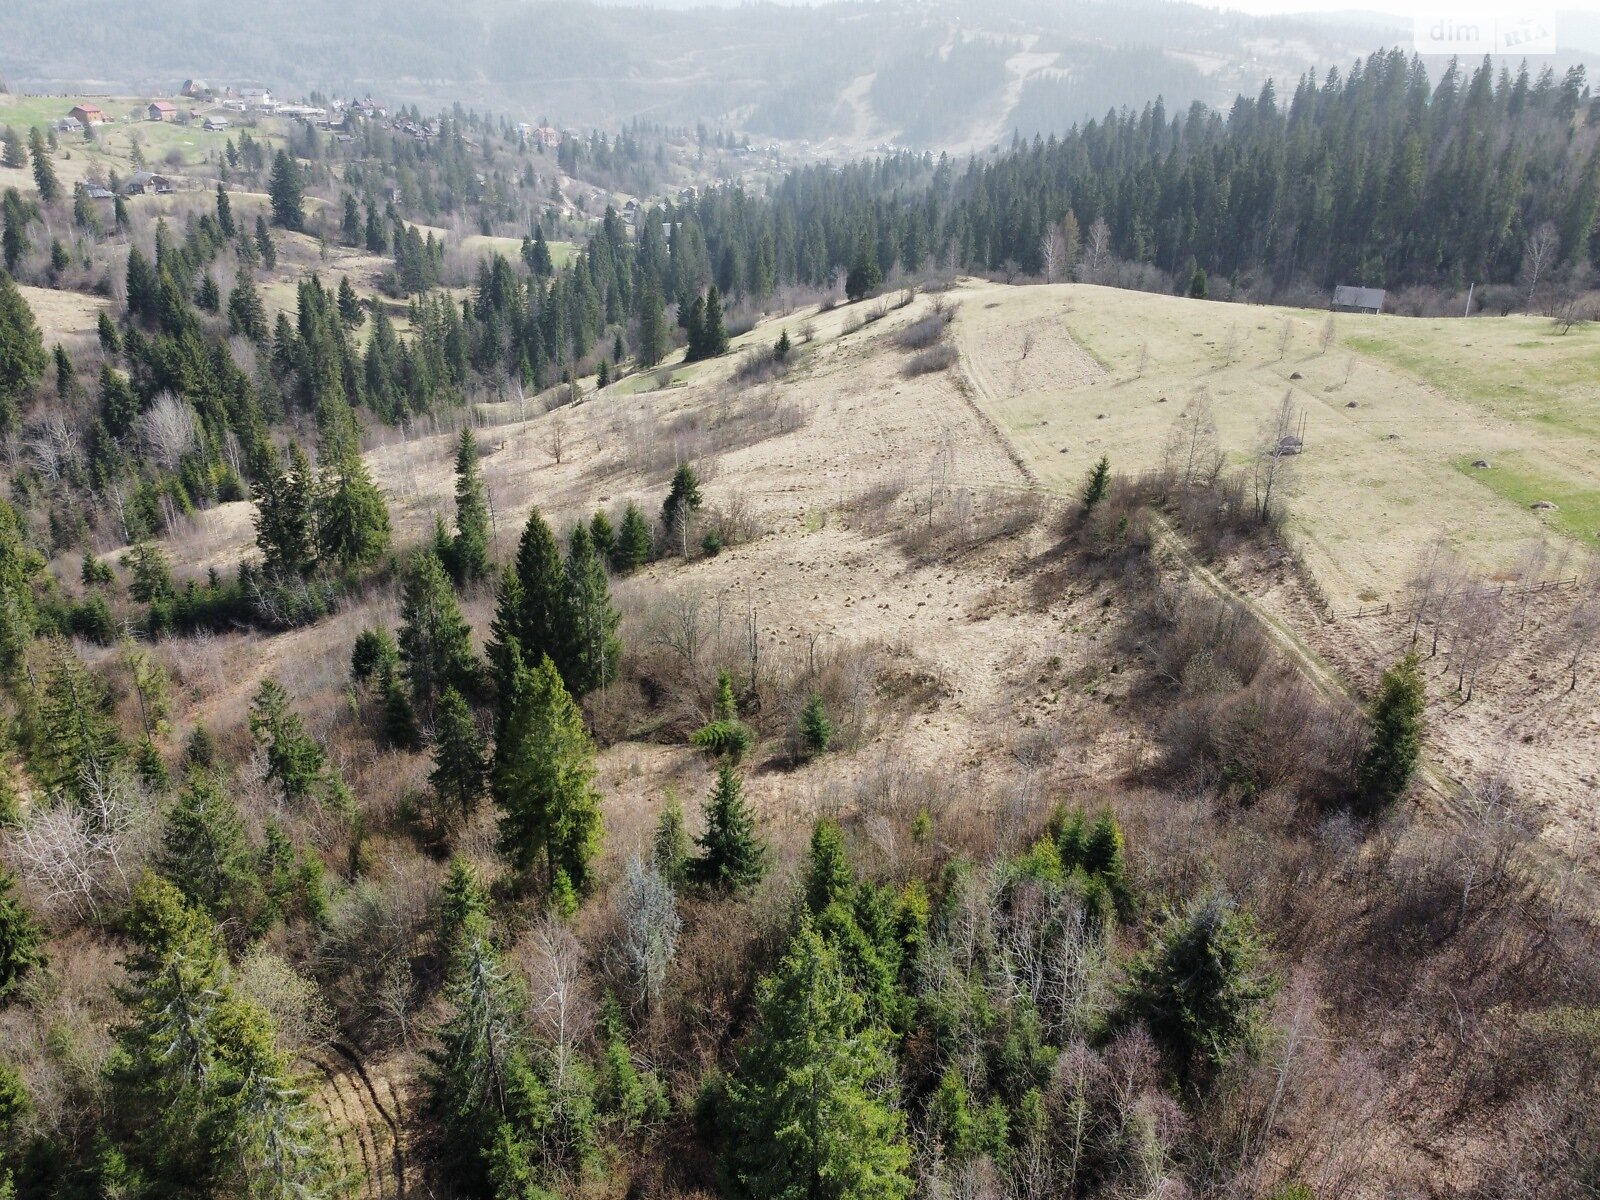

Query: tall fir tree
[158,770,262,936]
[611,501,653,574]
[449,427,492,585]
[491,651,604,897]
[314,404,391,570]
[429,686,486,834]
[561,523,621,697]
[725,922,913,1200]
[691,764,766,892]
[1356,653,1425,814]
[0,268,46,429]
[111,874,340,1198]
[267,150,304,231]
[26,129,59,205]
[253,442,317,578]
[0,869,43,1002]
[487,507,568,694]
[636,281,668,367]
[398,550,478,722]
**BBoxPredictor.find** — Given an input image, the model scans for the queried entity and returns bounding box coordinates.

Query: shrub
[902,342,958,377]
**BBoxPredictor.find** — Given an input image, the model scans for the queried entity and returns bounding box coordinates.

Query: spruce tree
[158,771,262,935]
[691,764,766,892]
[341,193,361,245]
[97,309,120,355]
[449,428,492,585]
[267,150,304,231]
[845,232,883,302]
[612,501,653,574]
[804,818,854,916]
[255,215,277,268]
[1119,893,1277,1092]
[427,908,552,1196]
[1,188,34,274]
[1081,454,1110,516]
[36,637,123,802]
[636,282,668,367]
[799,693,833,757]
[315,405,391,569]
[683,294,706,361]
[227,273,268,342]
[398,550,477,721]
[0,269,46,427]
[1356,653,1425,814]
[702,285,729,357]
[0,869,43,1002]
[336,274,364,327]
[72,182,102,235]
[725,922,913,1200]
[248,679,351,817]
[561,523,621,697]
[112,874,340,1197]
[651,791,690,890]
[660,463,702,555]
[491,651,604,896]
[26,129,59,205]
[0,129,22,170]
[430,686,486,833]
[364,202,386,253]
[252,442,317,578]
[589,510,616,564]
[0,498,38,684]
[487,507,568,693]
[214,183,235,237]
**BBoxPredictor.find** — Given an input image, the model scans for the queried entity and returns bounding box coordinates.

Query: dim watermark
[1414,11,1556,56]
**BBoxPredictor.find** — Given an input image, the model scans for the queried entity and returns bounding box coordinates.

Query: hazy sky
[1213,0,1598,15]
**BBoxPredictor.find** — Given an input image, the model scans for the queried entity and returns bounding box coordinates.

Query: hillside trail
[955,319,1599,914]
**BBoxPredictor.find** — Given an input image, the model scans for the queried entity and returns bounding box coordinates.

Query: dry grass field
[956,282,1600,609]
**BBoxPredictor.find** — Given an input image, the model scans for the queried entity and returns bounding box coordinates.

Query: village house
[123,171,176,196]
[68,104,106,126]
[56,116,82,134]
[181,79,211,99]
[147,101,178,122]
[1331,284,1386,315]
[235,87,275,110]
[203,117,230,132]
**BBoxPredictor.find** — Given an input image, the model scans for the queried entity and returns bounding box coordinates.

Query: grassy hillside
[953,283,1600,607]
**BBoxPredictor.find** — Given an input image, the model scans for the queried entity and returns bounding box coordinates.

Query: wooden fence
[1324,575,1582,621]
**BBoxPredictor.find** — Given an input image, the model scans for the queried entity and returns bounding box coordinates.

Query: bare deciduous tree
[1561,559,1600,691]
[1448,587,1505,701]
[1522,221,1559,309]
[138,391,198,472]
[1040,225,1064,284]
[1079,218,1112,284]
[612,853,680,1017]
[545,412,566,464]
[24,416,81,486]
[1320,312,1337,353]
[1251,391,1300,523]
[525,915,592,1143]
[6,762,150,922]
[1163,387,1225,488]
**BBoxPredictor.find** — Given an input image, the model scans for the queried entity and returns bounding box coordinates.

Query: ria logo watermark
[1414,11,1557,56]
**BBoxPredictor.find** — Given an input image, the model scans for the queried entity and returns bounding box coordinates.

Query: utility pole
[1464,281,1474,318]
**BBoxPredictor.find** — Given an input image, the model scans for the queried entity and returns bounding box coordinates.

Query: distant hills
[1,0,1591,150]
